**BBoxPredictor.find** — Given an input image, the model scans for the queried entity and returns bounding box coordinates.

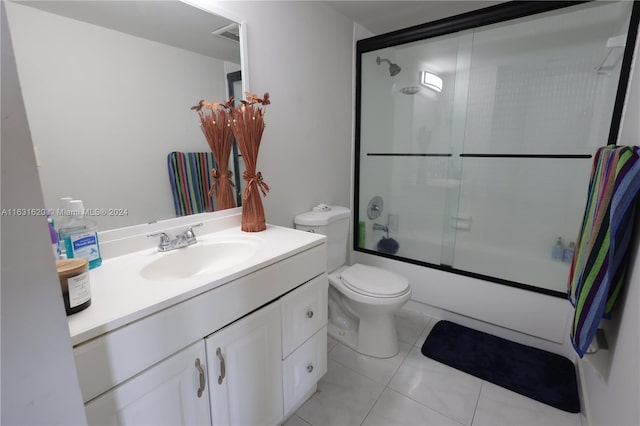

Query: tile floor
[285,306,583,426]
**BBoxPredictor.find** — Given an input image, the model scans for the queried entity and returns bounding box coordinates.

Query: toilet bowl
[328,264,411,358]
[294,205,411,359]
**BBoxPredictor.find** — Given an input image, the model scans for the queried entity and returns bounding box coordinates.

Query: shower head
[376,56,401,76]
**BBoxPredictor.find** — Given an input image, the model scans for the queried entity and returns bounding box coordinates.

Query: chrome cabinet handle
[306,309,314,319]
[216,347,226,385]
[195,358,205,398]
[307,364,314,373]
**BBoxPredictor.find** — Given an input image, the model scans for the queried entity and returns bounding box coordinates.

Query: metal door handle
[195,358,206,398]
[216,347,226,385]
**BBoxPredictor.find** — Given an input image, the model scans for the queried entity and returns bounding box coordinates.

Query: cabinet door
[206,301,283,426]
[85,341,211,426]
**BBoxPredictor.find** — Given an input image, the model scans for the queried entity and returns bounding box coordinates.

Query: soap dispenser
[58,200,102,269]
[552,237,564,261]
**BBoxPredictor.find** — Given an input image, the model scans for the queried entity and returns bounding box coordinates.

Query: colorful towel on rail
[167,152,217,217]
[568,145,640,357]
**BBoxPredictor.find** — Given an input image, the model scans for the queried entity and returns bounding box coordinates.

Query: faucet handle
[183,223,203,241]
[148,231,171,250]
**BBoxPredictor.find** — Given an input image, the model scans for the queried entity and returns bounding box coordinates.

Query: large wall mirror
[5,0,245,231]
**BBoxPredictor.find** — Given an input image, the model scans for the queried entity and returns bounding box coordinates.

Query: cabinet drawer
[282,326,327,414]
[281,274,328,357]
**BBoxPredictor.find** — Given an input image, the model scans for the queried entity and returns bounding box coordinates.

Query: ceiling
[15,1,505,63]
[13,1,241,63]
[324,1,504,35]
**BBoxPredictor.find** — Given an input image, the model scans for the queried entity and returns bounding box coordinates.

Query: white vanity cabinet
[71,224,328,426]
[206,301,283,426]
[84,341,211,426]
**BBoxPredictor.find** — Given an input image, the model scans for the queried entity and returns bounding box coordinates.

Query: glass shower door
[358,33,461,265]
[451,1,632,292]
[355,0,637,295]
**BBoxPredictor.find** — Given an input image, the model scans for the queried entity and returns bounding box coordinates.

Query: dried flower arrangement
[192,92,271,232]
[229,92,271,232]
[191,99,236,211]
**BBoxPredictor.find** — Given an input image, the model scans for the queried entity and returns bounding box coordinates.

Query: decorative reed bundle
[229,92,271,232]
[191,100,236,211]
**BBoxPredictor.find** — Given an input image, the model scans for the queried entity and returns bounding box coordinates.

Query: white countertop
[67,224,325,346]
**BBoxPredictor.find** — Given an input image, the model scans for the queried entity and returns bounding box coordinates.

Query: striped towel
[167,152,217,217]
[568,145,640,357]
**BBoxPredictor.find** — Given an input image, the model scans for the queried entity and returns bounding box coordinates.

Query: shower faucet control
[373,223,390,238]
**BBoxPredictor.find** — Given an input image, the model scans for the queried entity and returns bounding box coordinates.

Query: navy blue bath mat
[421,321,580,413]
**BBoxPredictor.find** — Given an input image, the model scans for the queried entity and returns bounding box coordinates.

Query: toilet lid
[339,264,409,298]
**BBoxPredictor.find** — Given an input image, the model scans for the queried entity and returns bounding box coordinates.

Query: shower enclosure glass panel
[359,33,460,266]
[356,1,637,295]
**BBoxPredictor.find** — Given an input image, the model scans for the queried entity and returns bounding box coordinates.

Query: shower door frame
[353,1,640,298]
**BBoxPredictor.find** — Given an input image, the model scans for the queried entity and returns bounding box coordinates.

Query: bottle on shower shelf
[563,241,576,264]
[552,237,564,261]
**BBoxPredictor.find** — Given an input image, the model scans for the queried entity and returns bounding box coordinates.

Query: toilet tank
[294,206,350,272]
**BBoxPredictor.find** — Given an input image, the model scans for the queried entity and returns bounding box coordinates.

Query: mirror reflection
[6,0,243,231]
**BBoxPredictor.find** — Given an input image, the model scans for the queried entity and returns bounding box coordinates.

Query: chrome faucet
[148,223,203,252]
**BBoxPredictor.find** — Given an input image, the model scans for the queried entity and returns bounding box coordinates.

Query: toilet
[294,206,411,358]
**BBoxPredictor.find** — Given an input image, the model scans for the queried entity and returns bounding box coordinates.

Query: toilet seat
[339,264,410,299]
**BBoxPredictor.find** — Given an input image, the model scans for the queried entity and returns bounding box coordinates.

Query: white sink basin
[140,237,261,281]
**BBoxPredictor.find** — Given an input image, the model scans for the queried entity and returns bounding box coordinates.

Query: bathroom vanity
[67,209,328,425]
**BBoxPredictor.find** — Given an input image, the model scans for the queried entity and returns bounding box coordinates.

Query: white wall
[579,28,640,426]
[6,2,231,230]
[213,1,355,226]
[1,3,87,423]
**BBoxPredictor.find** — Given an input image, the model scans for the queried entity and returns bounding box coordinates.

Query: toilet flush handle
[306,309,314,319]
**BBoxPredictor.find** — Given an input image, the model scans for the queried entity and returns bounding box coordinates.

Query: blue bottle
[58,200,102,269]
[552,237,564,261]
[563,242,575,264]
